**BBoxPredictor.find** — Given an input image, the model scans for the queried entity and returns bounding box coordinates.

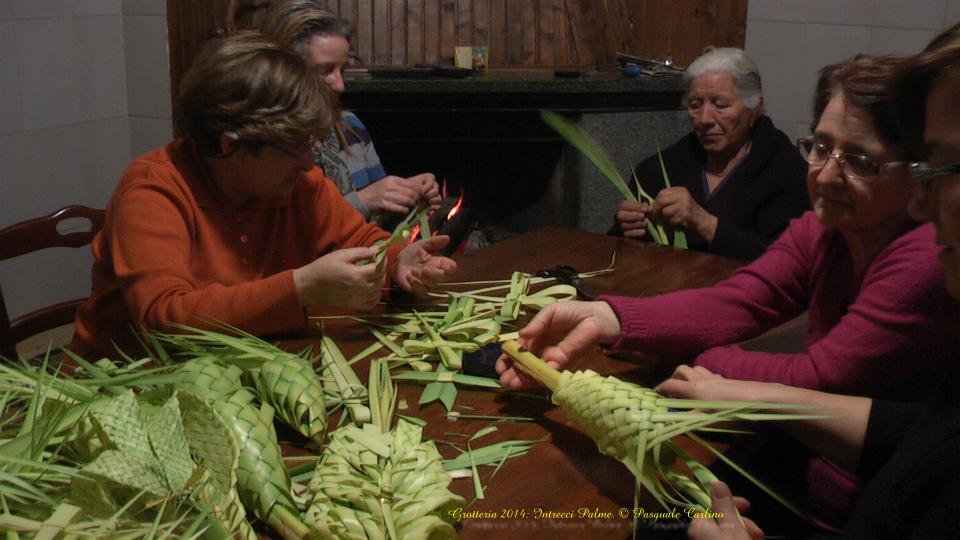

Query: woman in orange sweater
[71,33,456,360]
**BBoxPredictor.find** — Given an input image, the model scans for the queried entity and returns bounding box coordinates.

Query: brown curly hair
[174,32,334,157]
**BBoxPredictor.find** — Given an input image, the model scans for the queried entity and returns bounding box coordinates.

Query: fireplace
[343,70,688,236]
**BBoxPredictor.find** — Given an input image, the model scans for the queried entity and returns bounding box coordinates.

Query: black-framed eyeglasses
[909,162,960,187]
[797,137,907,179]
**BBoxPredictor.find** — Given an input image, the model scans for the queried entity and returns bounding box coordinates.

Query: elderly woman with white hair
[613,47,809,260]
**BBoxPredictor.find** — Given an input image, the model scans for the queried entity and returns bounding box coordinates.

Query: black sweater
[613,115,809,260]
[837,356,960,539]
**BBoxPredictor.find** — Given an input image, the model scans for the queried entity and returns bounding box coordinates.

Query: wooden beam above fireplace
[340,69,685,112]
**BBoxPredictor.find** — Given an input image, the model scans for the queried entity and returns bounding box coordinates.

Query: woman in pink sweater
[498,54,960,532]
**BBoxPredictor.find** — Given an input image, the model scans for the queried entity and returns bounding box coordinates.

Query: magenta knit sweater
[601,211,959,528]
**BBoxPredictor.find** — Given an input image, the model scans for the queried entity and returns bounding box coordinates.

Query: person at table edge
[671,29,960,540]
[69,33,456,361]
[500,53,960,531]
[612,47,809,260]
[259,0,441,227]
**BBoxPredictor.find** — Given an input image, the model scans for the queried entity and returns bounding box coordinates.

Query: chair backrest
[0,205,105,359]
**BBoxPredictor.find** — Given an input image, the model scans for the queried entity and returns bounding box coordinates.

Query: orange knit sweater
[71,139,395,359]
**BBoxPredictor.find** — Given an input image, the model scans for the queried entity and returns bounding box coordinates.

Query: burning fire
[446,190,465,221]
[406,184,465,245]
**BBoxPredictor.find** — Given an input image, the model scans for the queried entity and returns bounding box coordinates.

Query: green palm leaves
[305,360,464,539]
[502,340,812,520]
[156,324,328,445]
[541,110,687,248]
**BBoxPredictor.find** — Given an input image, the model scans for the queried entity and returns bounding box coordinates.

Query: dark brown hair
[174,33,334,157]
[891,25,960,156]
[812,54,909,156]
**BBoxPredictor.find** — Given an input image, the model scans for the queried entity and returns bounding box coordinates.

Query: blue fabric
[340,112,386,190]
[313,111,387,218]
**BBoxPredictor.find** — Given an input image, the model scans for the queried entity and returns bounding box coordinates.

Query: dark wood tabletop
[297,227,788,540]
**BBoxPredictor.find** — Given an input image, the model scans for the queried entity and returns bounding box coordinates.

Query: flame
[446,190,465,221]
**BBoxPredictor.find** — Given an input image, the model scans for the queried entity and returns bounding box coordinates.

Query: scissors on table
[535,264,597,300]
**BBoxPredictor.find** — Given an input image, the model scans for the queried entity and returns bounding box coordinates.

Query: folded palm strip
[317,272,583,412]
[501,340,816,521]
[361,202,431,267]
[305,360,465,539]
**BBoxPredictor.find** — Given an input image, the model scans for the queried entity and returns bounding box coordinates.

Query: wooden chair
[0,206,105,360]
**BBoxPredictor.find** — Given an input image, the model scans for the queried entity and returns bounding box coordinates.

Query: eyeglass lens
[799,139,878,177]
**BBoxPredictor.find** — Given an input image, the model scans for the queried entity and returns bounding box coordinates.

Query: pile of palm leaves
[0,358,255,539]
[316,266,612,412]
[0,325,542,540]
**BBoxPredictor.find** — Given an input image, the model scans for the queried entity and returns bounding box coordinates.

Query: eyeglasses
[909,162,960,187]
[797,138,907,179]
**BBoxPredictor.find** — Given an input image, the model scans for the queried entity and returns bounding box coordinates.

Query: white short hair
[684,47,763,110]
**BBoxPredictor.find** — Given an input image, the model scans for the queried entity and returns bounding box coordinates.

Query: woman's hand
[616,200,650,238]
[687,482,764,540]
[358,173,441,214]
[655,365,768,403]
[650,187,718,243]
[407,172,442,210]
[393,235,457,294]
[293,246,385,310]
[496,300,621,389]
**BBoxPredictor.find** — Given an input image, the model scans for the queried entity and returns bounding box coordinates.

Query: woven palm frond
[155,325,328,445]
[305,420,463,540]
[502,340,815,517]
[305,359,464,539]
[175,358,312,540]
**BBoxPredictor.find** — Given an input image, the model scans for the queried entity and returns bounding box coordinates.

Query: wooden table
[303,227,753,539]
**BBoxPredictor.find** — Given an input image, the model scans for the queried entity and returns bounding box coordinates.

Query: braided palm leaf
[305,420,463,539]
[305,360,464,539]
[175,356,245,397]
[552,369,723,510]
[156,325,327,444]
[502,340,814,516]
[175,359,312,540]
[255,354,327,445]
[177,391,256,540]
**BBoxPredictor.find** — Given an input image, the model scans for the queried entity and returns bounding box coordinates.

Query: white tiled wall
[0,21,24,136]
[124,8,172,160]
[0,0,170,321]
[746,0,959,142]
[124,13,171,122]
[129,116,172,158]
